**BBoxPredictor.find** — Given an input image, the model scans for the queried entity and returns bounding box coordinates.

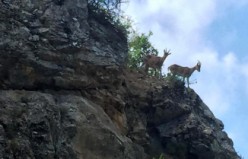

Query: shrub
[88,0,128,33]
[128,31,158,69]
[152,153,166,159]
[164,73,184,88]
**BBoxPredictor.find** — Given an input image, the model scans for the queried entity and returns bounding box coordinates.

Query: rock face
[0,0,127,90]
[0,1,240,159]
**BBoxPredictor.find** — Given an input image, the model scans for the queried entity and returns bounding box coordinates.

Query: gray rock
[0,0,241,159]
[0,0,127,90]
[0,90,146,159]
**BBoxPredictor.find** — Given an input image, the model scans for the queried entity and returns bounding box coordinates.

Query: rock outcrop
[0,0,240,159]
[0,0,127,90]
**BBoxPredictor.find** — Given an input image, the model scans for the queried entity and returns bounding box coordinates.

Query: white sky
[123,0,248,158]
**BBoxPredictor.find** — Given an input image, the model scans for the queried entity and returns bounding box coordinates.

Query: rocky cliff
[0,1,240,159]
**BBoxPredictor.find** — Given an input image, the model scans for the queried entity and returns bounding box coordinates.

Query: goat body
[143,49,171,78]
[168,61,201,88]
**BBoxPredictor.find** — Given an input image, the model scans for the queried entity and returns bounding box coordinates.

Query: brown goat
[143,49,171,78]
[168,61,201,88]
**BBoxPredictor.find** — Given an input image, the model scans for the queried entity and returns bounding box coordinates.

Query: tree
[128,31,158,69]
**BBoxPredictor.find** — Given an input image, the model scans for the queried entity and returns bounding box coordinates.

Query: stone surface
[0,0,127,90]
[0,90,145,159]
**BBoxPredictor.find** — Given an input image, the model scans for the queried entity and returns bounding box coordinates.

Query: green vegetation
[128,31,158,69]
[88,0,124,12]
[152,153,166,159]
[88,0,159,72]
[88,0,129,33]
[164,73,185,88]
[88,1,163,76]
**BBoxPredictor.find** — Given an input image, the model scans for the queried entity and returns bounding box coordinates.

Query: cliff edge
[0,0,240,159]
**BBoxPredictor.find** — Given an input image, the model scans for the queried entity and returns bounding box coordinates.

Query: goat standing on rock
[168,61,201,88]
[143,49,171,78]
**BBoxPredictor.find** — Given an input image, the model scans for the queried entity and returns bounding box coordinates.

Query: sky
[123,0,248,158]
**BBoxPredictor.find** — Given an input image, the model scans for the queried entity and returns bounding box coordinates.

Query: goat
[168,61,201,88]
[143,49,171,78]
